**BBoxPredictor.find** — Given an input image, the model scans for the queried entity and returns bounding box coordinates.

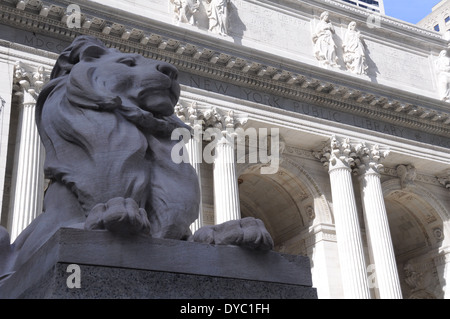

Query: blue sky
[384,0,441,24]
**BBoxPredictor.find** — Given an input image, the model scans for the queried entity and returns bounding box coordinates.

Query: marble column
[8,64,48,242]
[318,136,371,299]
[203,108,246,225]
[213,132,241,224]
[354,142,402,299]
[175,101,204,233]
[0,60,15,225]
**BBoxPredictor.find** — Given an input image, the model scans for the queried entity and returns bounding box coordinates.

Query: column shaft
[187,134,203,233]
[360,172,402,299]
[329,166,371,299]
[9,92,45,242]
[213,136,240,224]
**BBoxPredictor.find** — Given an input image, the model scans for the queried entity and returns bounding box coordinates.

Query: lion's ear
[79,45,109,62]
[51,36,109,79]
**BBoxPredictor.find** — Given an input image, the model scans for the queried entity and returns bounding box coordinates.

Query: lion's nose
[156,63,178,81]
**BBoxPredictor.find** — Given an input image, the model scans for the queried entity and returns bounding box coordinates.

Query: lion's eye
[118,58,136,67]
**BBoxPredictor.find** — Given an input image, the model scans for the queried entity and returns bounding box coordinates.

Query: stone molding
[1,0,450,142]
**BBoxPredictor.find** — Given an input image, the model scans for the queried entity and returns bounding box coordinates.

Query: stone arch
[236,152,333,248]
[382,178,449,299]
[382,179,450,245]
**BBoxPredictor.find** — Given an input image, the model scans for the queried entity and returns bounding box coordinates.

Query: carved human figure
[0,36,273,282]
[435,49,450,102]
[343,21,368,75]
[171,0,200,26]
[206,0,229,36]
[312,11,338,68]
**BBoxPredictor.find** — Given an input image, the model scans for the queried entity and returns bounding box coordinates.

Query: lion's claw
[85,197,151,236]
[192,217,274,251]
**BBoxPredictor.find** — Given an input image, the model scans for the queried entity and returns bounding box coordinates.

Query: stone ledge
[0,227,317,299]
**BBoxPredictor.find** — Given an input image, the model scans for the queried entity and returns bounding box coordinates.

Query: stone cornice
[1,0,450,141]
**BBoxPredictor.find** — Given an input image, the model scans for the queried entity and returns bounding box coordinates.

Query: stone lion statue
[0,36,273,281]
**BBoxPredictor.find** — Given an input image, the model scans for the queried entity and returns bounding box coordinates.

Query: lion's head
[38,35,183,130]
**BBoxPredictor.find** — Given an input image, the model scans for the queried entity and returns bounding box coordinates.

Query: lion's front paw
[192,217,274,251]
[85,197,151,236]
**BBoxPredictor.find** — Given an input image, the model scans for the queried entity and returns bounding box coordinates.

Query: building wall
[418,0,450,34]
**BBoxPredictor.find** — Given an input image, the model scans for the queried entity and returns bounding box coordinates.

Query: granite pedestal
[0,227,317,299]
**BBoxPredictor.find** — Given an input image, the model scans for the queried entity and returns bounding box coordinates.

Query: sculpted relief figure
[435,49,450,102]
[343,21,368,75]
[206,0,230,36]
[312,11,338,68]
[171,0,200,26]
[0,36,273,282]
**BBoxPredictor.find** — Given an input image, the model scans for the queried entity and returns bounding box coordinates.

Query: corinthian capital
[14,62,50,97]
[353,142,390,175]
[175,101,203,128]
[203,107,248,133]
[314,135,356,171]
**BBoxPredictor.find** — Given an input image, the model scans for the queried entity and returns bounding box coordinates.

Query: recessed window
[435,24,441,32]
[445,16,450,24]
